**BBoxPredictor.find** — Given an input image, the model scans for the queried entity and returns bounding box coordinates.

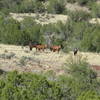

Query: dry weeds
[66,3,90,13]
[89,18,100,24]
[0,44,100,75]
[10,13,69,25]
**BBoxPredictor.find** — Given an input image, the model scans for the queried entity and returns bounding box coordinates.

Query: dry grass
[97,1,100,4]
[10,12,100,25]
[0,44,100,75]
[66,3,90,13]
[89,18,100,24]
[10,13,69,25]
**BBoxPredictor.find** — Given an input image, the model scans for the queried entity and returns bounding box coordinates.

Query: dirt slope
[0,44,100,75]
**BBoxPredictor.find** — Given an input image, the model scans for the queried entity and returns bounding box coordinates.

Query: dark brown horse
[29,42,47,51]
[29,42,38,51]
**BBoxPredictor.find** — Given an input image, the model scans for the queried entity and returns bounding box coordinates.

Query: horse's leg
[30,46,32,51]
[50,49,53,52]
[44,47,46,52]
[43,47,45,52]
[36,47,38,52]
[58,49,59,53]
[53,49,55,52]
[58,48,60,53]
[50,47,52,52]
[39,48,41,52]
[38,48,41,52]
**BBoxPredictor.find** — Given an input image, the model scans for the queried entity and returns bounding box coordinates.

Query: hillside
[0,0,100,99]
[9,0,100,24]
[0,0,99,71]
[0,44,100,76]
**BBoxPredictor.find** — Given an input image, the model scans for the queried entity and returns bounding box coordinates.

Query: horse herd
[29,42,78,55]
[29,42,62,52]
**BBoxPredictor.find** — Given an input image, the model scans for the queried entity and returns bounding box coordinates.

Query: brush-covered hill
[0,44,100,76]
[0,1,100,99]
[0,0,100,52]
[0,0,100,23]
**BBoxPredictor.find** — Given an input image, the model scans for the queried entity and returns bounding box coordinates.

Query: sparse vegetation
[69,10,92,22]
[0,0,100,99]
[77,90,100,100]
[47,0,66,14]
[90,3,100,18]
[67,55,97,84]
[0,52,15,59]
[0,15,99,52]
[19,56,33,67]
[0,58,99,99]
[66,0,97,6]
[19,56,27,66]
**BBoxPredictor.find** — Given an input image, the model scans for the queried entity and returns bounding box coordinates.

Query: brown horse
[36,44,47,51]
[50,45,62,52]
[92,65,100,71]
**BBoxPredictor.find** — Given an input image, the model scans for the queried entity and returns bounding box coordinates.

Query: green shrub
[66,0,76,3]
[0,71,70,100]
[0,17,45,45]
[47,0,65,14]
[66,55,98,89]
[0,63,99,100]
[77,0,97,5]
[77,90,100,100]
[34,2,46,13]
[0,13,99,53]
[18,0,35,13]
[35,0,47,2]
[81,24,100,52]
[66,0,97,5]
[78,0,90,5]
[69,11,92,22]
[62,55,100,99]
[91,3,100,18]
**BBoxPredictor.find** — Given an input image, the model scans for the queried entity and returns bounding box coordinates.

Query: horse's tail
[29,41,33,51]
[30,46,32,51]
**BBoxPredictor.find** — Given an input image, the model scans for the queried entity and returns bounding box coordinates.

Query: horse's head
[60,44,64,49]
[73,48,78,55]
[74,48,78,52]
